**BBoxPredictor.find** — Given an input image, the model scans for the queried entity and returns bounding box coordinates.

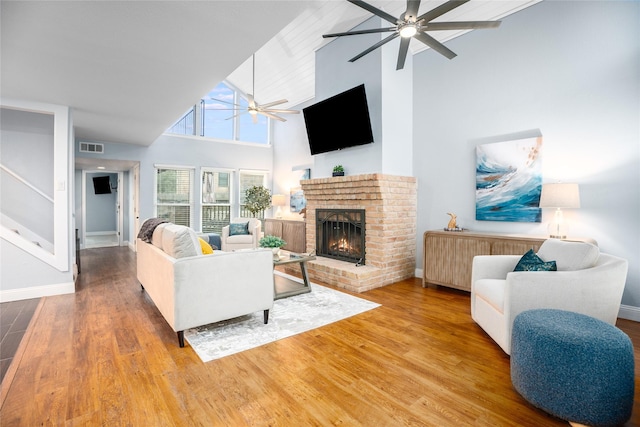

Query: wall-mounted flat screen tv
[93,176,112,194]
[303,84,374,155]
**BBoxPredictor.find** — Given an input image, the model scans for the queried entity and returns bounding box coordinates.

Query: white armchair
[221,218,262,251]
[471,239,628,355]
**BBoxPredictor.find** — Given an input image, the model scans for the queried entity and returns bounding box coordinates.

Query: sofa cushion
[229,222,250,236]
[475,279,507,313]
[226,234,254,244]
[151,223,169,249]
[537,239,599,271]
[162,224,202,258]
[514,249,557,272]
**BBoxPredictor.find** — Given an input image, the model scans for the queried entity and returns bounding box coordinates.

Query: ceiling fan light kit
[323,0,502,70]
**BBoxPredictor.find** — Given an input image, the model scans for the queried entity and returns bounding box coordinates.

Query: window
[239,170,268,219]
[166,107,195,135]
[166,81,269,144]
[201,169,232,233]
[155,167,193,227]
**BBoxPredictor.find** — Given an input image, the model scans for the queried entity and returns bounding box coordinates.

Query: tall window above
[201,169,232,233]
[166,81,269,144]
[155,167,193,227]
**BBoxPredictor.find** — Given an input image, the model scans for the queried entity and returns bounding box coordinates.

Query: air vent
[79,142,104,153]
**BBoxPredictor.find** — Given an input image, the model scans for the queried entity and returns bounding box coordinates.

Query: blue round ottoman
[510,309,634,427]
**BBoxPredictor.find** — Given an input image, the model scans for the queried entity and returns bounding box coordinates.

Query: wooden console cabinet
[264,219,306,254]
[423,230,547,292]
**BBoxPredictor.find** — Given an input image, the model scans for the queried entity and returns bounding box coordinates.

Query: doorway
[82,170,123,249]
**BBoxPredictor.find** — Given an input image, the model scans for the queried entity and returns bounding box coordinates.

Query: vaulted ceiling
[1,1,540,148]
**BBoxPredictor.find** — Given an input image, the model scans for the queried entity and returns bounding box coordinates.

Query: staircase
[1,100,74,302]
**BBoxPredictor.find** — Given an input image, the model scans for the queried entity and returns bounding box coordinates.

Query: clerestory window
[166,81,269,145]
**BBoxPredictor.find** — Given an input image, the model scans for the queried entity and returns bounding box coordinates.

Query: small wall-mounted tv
[303,84,374,155]
[93,176,112,194]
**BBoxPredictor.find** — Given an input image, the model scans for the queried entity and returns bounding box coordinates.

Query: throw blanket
[137,218,168,243]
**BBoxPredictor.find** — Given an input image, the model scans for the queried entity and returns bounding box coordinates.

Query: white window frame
[154,165,195,227]
[200,167,234,233]
[238,169,270,219]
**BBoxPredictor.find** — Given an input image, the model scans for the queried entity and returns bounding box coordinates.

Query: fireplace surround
[295,174,417,293]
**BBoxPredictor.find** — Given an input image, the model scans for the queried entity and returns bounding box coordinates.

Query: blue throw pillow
[229,222,249,236]
[514,249,557,272]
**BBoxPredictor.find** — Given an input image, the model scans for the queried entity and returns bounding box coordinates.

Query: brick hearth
[290,173,417,293]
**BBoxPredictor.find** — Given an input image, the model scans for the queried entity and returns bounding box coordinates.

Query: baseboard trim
[85,231,117,236]
[619,305,640,322]
[0,282,75,303]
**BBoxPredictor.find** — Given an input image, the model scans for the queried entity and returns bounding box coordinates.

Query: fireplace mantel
[298,173,417,292]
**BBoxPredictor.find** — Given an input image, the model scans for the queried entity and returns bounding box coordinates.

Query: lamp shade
[539,183,581,209]
[272,194,286,207]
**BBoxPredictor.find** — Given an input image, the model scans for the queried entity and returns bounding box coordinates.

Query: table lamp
[272,194,286,219]
[539,183,581,239]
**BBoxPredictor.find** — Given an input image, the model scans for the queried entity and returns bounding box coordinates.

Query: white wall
[273,1,639,312]
[76,134,274,229]
[413,1,639,307]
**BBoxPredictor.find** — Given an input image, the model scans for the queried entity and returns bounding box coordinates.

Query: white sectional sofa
[136,221,274,347]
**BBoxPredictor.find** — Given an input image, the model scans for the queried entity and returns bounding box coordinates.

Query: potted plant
[259,235,287,257]
[332,165,345,177]
[244,185,271,217]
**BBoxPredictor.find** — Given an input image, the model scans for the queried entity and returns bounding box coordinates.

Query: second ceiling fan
[213,54,299,123]
[323,0,502,70]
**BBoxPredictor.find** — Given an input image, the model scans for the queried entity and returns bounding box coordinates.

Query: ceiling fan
[323,0,502,70]
[211,54,299,123]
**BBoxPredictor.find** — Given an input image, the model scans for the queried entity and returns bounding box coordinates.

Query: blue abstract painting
[476,137,543,222]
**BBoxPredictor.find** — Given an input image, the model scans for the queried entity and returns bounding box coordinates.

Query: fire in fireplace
[316,209,365,264]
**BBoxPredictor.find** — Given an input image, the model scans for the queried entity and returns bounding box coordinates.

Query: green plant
[259,235,286,248]
[244,185,271,215]
[333,165,344,173]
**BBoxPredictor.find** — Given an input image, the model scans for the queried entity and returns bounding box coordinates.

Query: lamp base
[547,209,569,240]
[549,234,567,240]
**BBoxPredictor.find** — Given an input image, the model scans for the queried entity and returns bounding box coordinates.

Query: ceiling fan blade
[349,32,399,63]
[323,27,396,38]
[396,36,411,70]
[348,0,398,24]
[209,97,242,108]
[225,111,249,121]
[260,111,287,122]
[425,21,501,31]
[260,99,288,109]
[264,109,300,114]
[417,0,470,23]
[414,31,457,59]
[404,0,421,21]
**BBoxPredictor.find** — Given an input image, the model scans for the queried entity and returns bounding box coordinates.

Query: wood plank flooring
[1,246,639,426]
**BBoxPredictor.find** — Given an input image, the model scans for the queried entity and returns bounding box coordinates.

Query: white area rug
[184,272,381,363]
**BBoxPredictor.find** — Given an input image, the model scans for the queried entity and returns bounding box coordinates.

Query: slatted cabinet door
[423,230,551,292]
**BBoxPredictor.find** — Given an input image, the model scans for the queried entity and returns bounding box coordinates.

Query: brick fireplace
[295,173,417,293]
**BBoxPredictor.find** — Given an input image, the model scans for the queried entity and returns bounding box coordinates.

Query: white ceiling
[1,0,540,153]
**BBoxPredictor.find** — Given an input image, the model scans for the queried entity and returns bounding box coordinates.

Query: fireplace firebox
[316,209,365,264]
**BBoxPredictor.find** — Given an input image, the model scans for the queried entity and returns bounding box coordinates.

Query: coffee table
[273,250,316,299]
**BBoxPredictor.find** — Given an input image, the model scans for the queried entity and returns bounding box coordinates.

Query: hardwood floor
[1,246,638,426]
